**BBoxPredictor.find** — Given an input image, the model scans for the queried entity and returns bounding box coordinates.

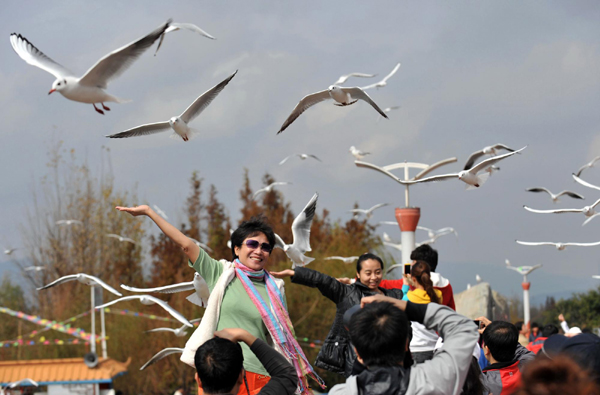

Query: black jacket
[291,267,404,377]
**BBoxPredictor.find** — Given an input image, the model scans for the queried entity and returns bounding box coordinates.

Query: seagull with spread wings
[525,188,584,203]
[140,347,184,370]
[523,197,600,225]
[38,273,122,296]
[24,266,45,272]
[107,71,237,141]
[361,63,401,90]
[56,219,83,226]
[7,379,39,389]
[417,226,458,242]
[324,256,359,264]
[252,181,291,200]
[277,85,388,134]
[3,247,18,255]
[463,144,517,170]
[10,21,170,114]
[121,272,210,308]
[349,203,388,219]
[154,22,215,56]
[573,174,600,191]
[274,193,318,267]
[279,153,322,165]
[575,156,600,177]
[106,233,138,245]
[377,105,401,122]
[516,240,600,251]
[146,318,202,337]
[96,295,192,328]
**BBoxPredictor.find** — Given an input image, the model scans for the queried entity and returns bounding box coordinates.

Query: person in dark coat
[272,253,404,377]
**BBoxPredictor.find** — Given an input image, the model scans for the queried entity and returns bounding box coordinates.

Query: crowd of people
[118,206,600,395]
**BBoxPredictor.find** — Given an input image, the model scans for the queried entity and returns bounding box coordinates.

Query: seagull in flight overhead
[279,153,322,165]
[523,197,600,225]
[140,348,184,370]
[357,146,526,189]
[382,232,432,251]
[377,105,401,122]
[24,266,46,272]
[146,318,202,337]
[593,275,600,279]
[361,63,401,90]
[349,203,389,219]
[37,273,122,296]
[106,233,138,245]
[349,146,370,160]
[96,295,192,328]
[525,187,584,203]
[106,71,237,141]
[253,181,291,200]
[56,219,83,226]
[154,22,215,56]
[277,85,388,134]
[463,144,517,170]
[417,226,458,242]
[575,156,600,177]
[573,174,600,191]
[121,272,210,308]
[10,20,170,114]
[333,72,377,85]
[516,240,600,251]
[3,247,18,255]
[274,193,318,267]
[324,256,359,264]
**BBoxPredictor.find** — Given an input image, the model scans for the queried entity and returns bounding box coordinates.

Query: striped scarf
[234,259,325,394]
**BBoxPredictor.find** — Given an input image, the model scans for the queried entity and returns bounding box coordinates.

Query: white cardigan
[180,259,287,367]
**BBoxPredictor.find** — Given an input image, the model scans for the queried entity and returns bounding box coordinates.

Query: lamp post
[355,157,457,278]
[506,259,542,325]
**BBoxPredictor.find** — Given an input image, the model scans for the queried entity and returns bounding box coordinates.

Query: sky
[2,1,600,307]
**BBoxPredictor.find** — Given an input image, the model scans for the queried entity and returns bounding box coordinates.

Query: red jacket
[526,337,547,354]
[380,272,456,311]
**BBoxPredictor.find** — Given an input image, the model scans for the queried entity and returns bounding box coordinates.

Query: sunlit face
[357,259,383,290]
[234,232,271,271]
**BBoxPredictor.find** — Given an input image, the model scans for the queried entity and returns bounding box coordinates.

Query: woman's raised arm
[116,205,200,262]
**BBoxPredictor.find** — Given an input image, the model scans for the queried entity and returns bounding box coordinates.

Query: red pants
[197,371,270,395]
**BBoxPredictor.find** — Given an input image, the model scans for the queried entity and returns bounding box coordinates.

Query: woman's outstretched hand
[116,205,151,217]
[270,269,295,279]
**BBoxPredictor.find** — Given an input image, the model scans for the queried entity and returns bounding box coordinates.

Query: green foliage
[542,286,600,330]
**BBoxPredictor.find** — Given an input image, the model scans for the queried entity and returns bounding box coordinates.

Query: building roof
[0,357,130,386]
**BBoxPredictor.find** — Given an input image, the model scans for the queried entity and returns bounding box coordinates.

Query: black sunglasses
[244,239,272,253]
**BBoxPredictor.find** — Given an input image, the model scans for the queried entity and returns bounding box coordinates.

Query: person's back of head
[194,337,244,394]
[483,321,519,363]
[410,261,441,304]
[515,321,524,332]
[349,301,409,367]
[514,355,599,395]
[542,324,559,338]
[410,244,438,272]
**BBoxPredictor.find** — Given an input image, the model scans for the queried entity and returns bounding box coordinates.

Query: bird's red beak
[48,89,56,95]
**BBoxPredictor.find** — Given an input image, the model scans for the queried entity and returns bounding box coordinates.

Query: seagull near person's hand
[106,71,237,141]
[277,85,388,134]
[10,21,170,114]
[121,272,210,308]
[361,63,401,90]
[38,273,122,296]
[274,193,318,268]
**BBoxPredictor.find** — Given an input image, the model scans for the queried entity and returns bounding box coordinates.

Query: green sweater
[190,249,288,376]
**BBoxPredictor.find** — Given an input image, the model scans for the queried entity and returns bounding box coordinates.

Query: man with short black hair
[409,245,455,310]
[194,328,297,395]
[329,295,478,394]
[526,323,559,354]
[478,318,534,395]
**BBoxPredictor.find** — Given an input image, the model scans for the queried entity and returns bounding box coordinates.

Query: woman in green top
[116,205,322,395]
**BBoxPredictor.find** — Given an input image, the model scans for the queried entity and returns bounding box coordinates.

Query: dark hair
[483,321,519,362]
[410,261,440,304]
[356,252,384,273]
[514,355,599,395]
[462,356,487,395]
[349,301,408,367]
[194,337,243,393]
[542,324,559,338]
[515,321,524,331]
[531,322,540,329]
[410,244,438,271]
[230,216,276,260]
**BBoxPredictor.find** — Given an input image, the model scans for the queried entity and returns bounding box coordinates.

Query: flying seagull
[154,22,215,56]
[463,144,517,170]
[357,146,526,189]
[324,256,359,264]
[361,63,401,90]
[38,273,122,296]
[24,266,45,272]
[140,347,184,370]
[106,233,138,245]
[106,71,237,141]
[279,153,322,165]
[593,275,600,279]
[575,156,600,177]
[277,85,388,134]
[152,205,168,220]
[274,193,318,267]
[121,272,210,308]
[189,238,213,253]
[333,72,377,85]
[10,20,170,114]
[95,295,192,328]
[416,226,458,242]
[146,318,202,337]
[525,188,584,203]
[349,146,370,160]
[523,197,600,225]
[516,240,600,251]
[572,174,600,191]
[252,181,291,200]
[3,247,18,255]
[382,232,432,251]
[378,221,398,226]
[377,105,401,122]
[56,219,83,226]
[7,379,39,388]
[349,203,389,219]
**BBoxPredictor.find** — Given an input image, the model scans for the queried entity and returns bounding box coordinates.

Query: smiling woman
[115,206,323,395]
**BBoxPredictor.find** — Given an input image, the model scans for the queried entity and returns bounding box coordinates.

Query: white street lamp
[505,259,542,325]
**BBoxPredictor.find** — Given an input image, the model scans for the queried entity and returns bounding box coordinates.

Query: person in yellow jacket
[402,260,443,364]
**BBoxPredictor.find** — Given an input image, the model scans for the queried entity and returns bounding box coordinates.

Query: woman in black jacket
[272,253,403,377]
